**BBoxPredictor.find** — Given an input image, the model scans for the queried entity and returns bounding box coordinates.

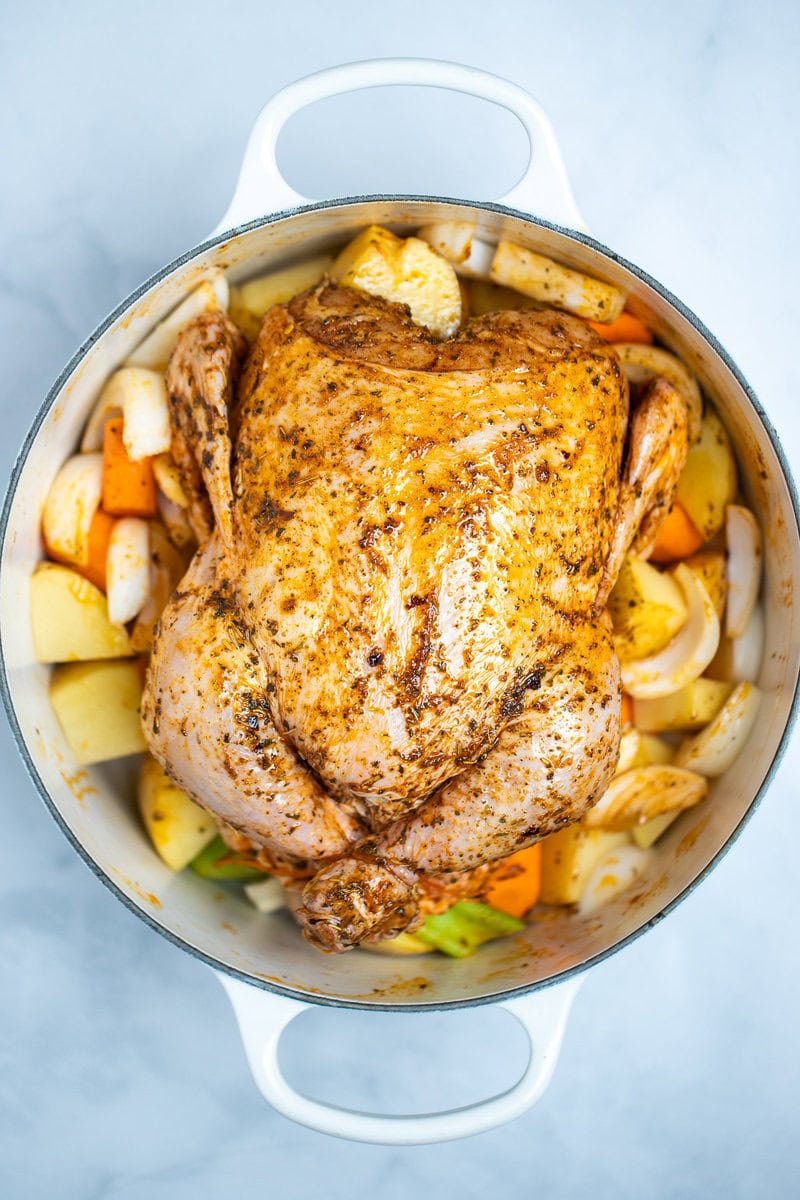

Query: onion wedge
[416,221,495,279]
[577,843,652,915]
[725,505,762,639]
[106,517,150,625]
[125,273,229,370]
[674,681,762,776]
[712,602,765,685]
[129,522,189,651]
[614,343,702,444]
[490,240,626,322]
[584,764,708,831]
[42,452,103,567]
[82,368,170,460]
[621,564,720,698]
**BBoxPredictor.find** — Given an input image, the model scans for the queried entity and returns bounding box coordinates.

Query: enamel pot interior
[2,197,798,1010]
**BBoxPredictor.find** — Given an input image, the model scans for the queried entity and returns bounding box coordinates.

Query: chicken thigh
[143,281,688,951]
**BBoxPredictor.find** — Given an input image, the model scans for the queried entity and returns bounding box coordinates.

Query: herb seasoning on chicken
[142,281,689,951]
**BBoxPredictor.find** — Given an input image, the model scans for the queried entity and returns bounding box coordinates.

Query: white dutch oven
[2,60,798,1145]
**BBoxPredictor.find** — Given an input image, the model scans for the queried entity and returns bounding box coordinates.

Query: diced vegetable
[82,368,170,460]
[583,764,708,831]
[362,931,436,956]
[106,517,150,625]
[229,253,334,340]
[156,489,195,548]
[415,221,495,278]
[621,564,720,698]
[539,826,629,905]
[42,452,104,568]
[126,274,229,370]
[577,843,652,915]
[648,502,704,563]
[674,681,762,776]
[415,221,474,265]
[483,843,542,917]
[631,733,676,768]
[616,726,642,774]
[631,810,681,849]
[675,407,738,537]
[490,240,626,322]
[102,419,157,518]
[331,225,461,338]
[244,876,288,914]
[607,556,688,661]
[129,523,188,652]
[190,835,265,880]
[138,754,216,871]
[49,659,146,764]
[587,311,654,344]
[613,343,703,444]
[707,603,764,685]
[30,562,133,662]
[79,508,115,592]
[414,901,525,958]
[152,454,188,508]
[633,678,733,733]
[683,550,727,621]
[725,505,762,639]
[620,693,634,725]
[466,279,542,315]
[113,369,171,461]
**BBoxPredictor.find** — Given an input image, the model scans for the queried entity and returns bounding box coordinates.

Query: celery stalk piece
[189,836,265,881]
[415,901,525,958]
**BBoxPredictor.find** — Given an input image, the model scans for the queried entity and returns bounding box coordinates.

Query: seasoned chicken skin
[142,282,688,951]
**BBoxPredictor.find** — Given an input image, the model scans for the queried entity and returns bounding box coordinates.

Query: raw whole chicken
[142,280,688,951]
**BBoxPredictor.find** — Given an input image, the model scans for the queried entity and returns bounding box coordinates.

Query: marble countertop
[1,1,798,1196]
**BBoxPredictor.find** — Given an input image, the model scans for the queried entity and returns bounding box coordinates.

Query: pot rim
[3,193,799,1012]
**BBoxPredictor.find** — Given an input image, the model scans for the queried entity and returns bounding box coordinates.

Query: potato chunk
[30,563,133,663]
[675,407,737,540]
[331,225,461,337]
[138,754,216,870]
[630,811,681,849]
[362,932,435,956]
[229,253,333,340]
[467,279,542,315]
[683,550,727,621]
[49,660,146,764]
[633,678,733,733]
[607,556,688,661]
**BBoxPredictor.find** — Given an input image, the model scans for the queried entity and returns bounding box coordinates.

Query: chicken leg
[141,536,363,862]
[298,616,620,950]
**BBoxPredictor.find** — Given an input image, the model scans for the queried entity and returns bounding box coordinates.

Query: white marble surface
[1,1,799,1195]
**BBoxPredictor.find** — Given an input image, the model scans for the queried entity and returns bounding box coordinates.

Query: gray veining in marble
[1,0,799,1196]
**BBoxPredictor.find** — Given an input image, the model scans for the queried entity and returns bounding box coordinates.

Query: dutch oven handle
[217,972,582,1144]
[213,58,586,1144]
[214,58,586,232]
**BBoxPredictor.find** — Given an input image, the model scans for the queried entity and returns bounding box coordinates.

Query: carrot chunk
[588,311,654,344]
[621,693,634,725]
[76,508,115,592]
[484,843,542,918]
[649,502,704,563]
[102,418,157,517]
